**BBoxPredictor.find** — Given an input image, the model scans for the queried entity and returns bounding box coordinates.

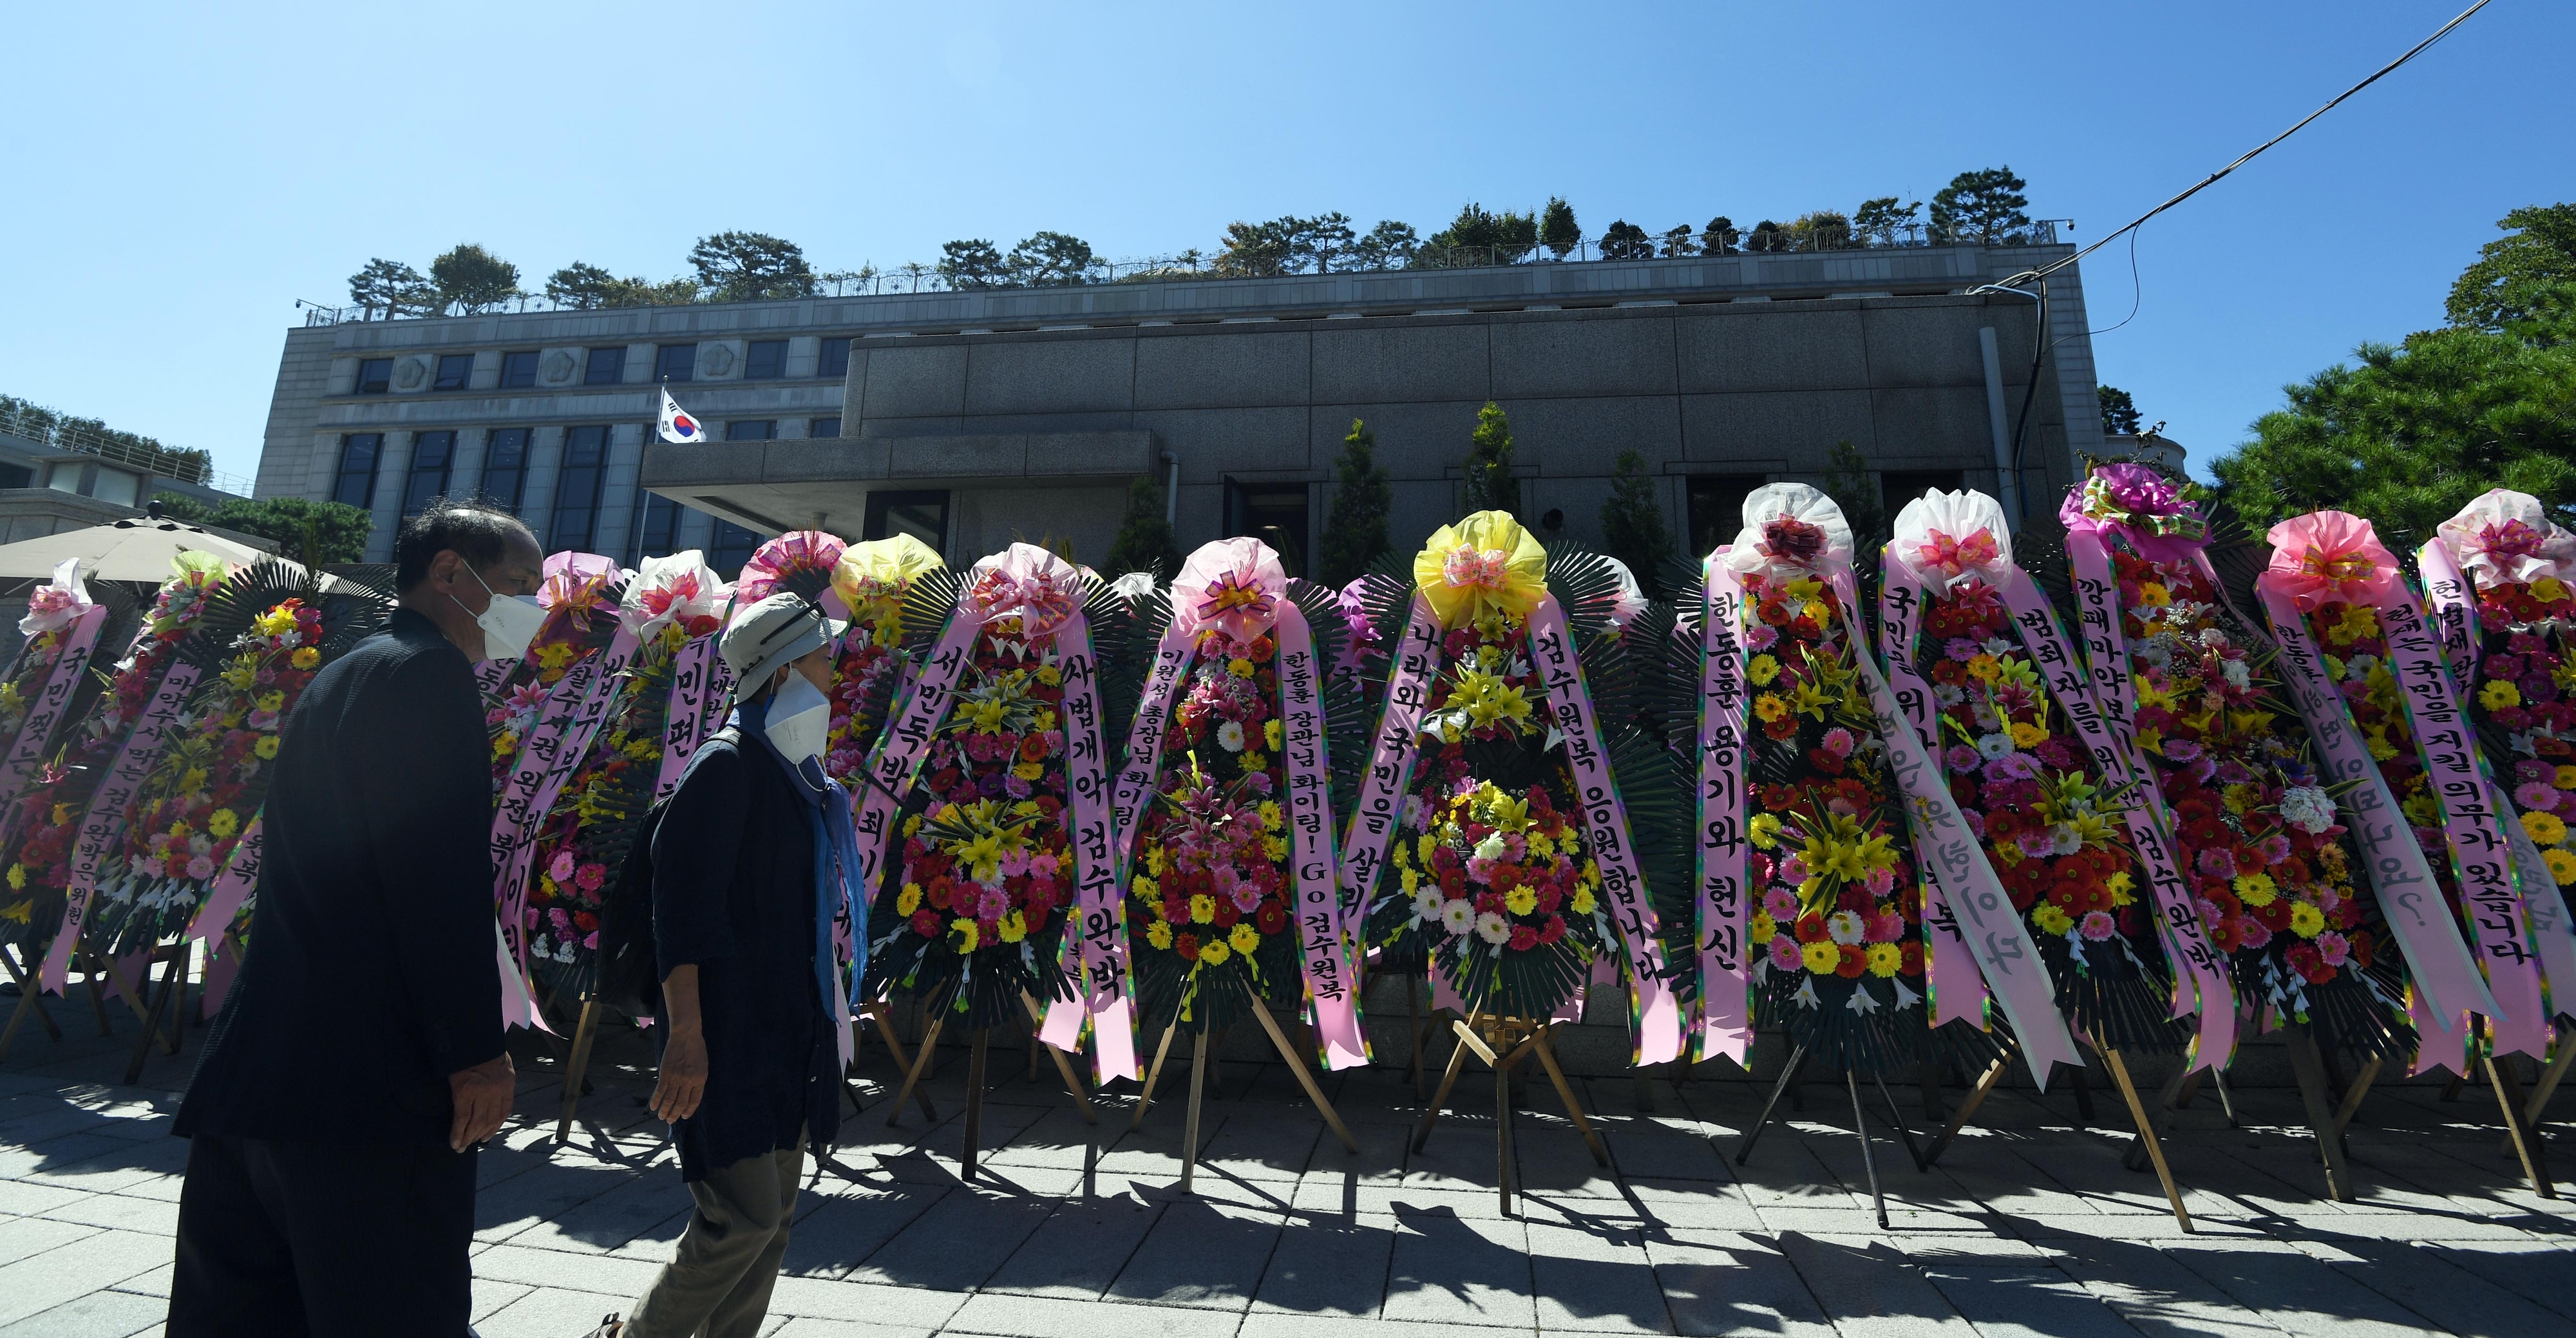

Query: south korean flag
[656,387,704,444]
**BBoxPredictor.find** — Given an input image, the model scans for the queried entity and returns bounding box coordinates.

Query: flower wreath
[485,552,625,792]
[825,535,944,790]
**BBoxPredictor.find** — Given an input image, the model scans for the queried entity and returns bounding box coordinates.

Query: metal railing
[0,396,223,487]
[297,220,2070,325]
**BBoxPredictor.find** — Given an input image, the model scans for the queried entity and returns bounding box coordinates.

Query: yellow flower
[1146,844,1168,876]
[1265,719,1283,750]
[1749,910,1777,944]
[1263,834,1289,861]
[1747,655,1781,686]
[2365,730,2398,763]
[2546,849,2576,886]
[2523,811,2569,847]
[208,809,240,840]
[2032,905,2074,936]
[255,691,285,713]
[2009,721,2048,748]
[2233,872,2277,907]
[2136,581,2172,608]
[0,900,27,923]
[1414,511,1548,630]
[2557,765,2576,790]
[1037,664,1063,686]
[252,607,299,638]
[4,864,21,891]
[999,910,1027,944]
[1229,923,1260,954]
[1240,751,1267,773]
[1753,694,1788,723]
[1865,943,1903,978]
[948,918,980,953]
[2105,872,2136,905]
[1748,813,1783,851]
[2483,680,2524,711]
[1198,938,1232,966]
[2289,902,2326,938]
[1569,885,1597,915]
[2537,576,2569,603]
[290,647,319,670]
[1012,760,1043,782]
[1505,885,1538,916]
[1965,654,2000,683]
[1229,657,1255,679]
[1801,941,1841,975]
[896,883,923,915]
[904,814,923,836]
[1132,875,1158,903]
[2134,676,2177,713]
[1189,894,1216,924]
[1148,920,1175,950]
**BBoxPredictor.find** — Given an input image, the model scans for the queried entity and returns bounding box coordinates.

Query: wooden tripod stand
[1414,1013,1609,1216]
[1920,1033,2195,1231]
[1125,999,1361,1193]
[882,993,1099,1180]
[1731,1041,1926,1230]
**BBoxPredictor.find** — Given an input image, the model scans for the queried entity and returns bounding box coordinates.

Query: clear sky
[5,1,2566,488]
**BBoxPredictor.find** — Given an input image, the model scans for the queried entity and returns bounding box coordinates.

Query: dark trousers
[168,1133,477,1338]
[624,1133,805,1338]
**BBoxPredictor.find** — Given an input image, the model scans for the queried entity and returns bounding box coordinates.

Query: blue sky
[5,1,2566,487]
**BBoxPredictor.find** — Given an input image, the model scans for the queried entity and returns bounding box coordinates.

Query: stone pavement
[7,990,2576,1338]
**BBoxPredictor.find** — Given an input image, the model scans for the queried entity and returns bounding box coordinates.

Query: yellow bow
[1413,511,1547,630]
[833,534,944,619]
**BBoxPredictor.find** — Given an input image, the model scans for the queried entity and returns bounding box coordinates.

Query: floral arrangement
[824,535,943,789]
[867,549,1114,1028]
[0,554,228,944]
[732,530,843,604]
[0,562,94,744]
[91,592,330,952]
[486,552,624,789]
[520,552,725,977]
[1359,513,1638,1024]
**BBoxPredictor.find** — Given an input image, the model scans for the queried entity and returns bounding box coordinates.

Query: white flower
[2049,823,2083,857]
[1441,900,1477,935]
[2345,655,2378,679]
[1980,637,2013,657]
[1400,793,1426,829]
[1826,910,1865,945]
[1975,733,2016,761]
[1216,721,1246,752]
[2280,786,2336,834]
[1473,831,1507,862]
[2221,659,2251,690]
[1933,683,1965,706]
[1414,887,1445,922]
[1474,911,1512,946]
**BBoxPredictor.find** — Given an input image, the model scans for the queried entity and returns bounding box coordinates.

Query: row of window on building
[352,337,856,395]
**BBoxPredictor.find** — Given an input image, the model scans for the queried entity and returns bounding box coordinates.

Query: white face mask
[764,670,831,764]
[455,563,547,661]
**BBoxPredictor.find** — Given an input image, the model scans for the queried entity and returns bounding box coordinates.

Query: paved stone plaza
[6,994,2576,1338]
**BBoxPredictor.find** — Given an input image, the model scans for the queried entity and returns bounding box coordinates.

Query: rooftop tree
[430,244,521,312]
[1598,220,1654,261]
[1540,197,1580,259]
[1008,231,1099,285]
[1930,167,2031,245]
[690,231,815,301]
[937,238,1010,288]
[347,258,438,318]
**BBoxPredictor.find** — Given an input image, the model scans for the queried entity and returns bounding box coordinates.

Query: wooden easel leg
[961,1030,990,1181]
[2519,1024,2576,1145]
[1497,1042,1516,1218]
[1530,1026,1609,1167]
[1917,1059,1944,1126]
[1924,1051,2012,1167]
[1869,1071,1928,1172]
[2101,1046,2193,1232]
[1413,1015,1477,1154]
[1732,1041,1808,1167]
[2123,1055,2200,1173]
[1019,995,1097,1125]
[863,1003,939,1124]
[1131,1023,1178,1132]
[886,1015,946,1128]
[2282,1028,2357,1201]
[1406,968,1426,1100]
[1181,1030,1208,1194]
[1846,1069,1889,1230]
[0,943,63,1055]
[2209,1066,2241,1126]
[121,950,180,1086]
[2485,1046,2555,1198]
[1247,1002,1358,1153]
[164,944,188,1052]
[554,995,603,1144]
[2069,1062,2095,1126]
[80,953,112,1037]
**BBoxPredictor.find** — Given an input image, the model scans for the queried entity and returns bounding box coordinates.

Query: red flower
[1794,912,1827,943]
[911,909,941,938]
[1508,925,1539,951]
[1175,932,1200,961]
[1835,944,1866,978]
[1256,903,1289,934]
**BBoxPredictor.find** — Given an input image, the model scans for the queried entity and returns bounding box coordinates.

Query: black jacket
[176,608,504,1147]
[652,704,840,1180]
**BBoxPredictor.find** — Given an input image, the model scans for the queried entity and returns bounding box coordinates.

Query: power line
[2002,0,2493,291]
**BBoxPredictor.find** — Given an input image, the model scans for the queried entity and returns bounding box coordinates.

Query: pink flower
[1744,624,1779,652]
[549,851,576,882]
[2197,847,2237,880]
[574,863,606,894]
[1821,728,1855,759]
[2517,781,2561,811]
[1768,936,1803,971]
[2239,919,2272,950]
[185,854,215,881]
[2316,930,2351,966]
[2078,910,2117,941]
[1763,889,1799,919]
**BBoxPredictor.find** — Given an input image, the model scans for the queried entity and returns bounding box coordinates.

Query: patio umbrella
[0,518,287,583]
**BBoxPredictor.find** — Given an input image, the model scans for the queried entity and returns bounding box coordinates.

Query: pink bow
[1171,537,1288,643]
[1757,516,1828,567]
[1915,527,2000,583]
[1442,545,1510,590]
[2264,511,2399,611]
[969,545,1082,635]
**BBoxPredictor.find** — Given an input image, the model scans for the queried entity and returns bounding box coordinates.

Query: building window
[628,491,681,566]
[744,339,788,381]
[707,521,759,579]
[482,428,530,509]
[1879,469,1964,512]
[92,468,140,507]
[724,420,776,442]
[1685,475,1763,561]
[0,463,29,489]
[551,426,610,552]
[403,431,456,518]
[585,347,627,385]
[334,433,384,509]
[432,353,474,391]
[1224,480,1310,579]
[355,358,393,395]
[656,344,697,383]
[499,350,540,389]
[809,417,841,438]
[819,337,852,380]
[863,490,948,555]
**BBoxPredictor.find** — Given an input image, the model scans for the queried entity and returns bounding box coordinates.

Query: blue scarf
[732,698,867,1025]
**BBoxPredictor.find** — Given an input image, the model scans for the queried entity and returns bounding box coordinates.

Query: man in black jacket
[169,499,543,1337]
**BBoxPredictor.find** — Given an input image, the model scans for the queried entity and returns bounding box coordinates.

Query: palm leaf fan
[894,564,966,662]
[1606,720,1699,1001]
[1543,544,1625,646]
[181,559,324,674]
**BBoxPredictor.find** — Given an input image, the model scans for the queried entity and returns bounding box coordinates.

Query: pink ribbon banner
[2023,542,2237,1069]
[1871,559,1991,1030]
[1034,612,1142,1082]
[2253,576,2496,1071]
[486,634,636,1030]
[40,659,202,992]
[652,637,718,803]
[2380,590,2550,1060]
[1274,603,1367,1067]
[0,605,108,838]
[1335,595,1442,946]
[182,815,262,945]
[1528,595,1683,1064]
[1694,556,1759,1060]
